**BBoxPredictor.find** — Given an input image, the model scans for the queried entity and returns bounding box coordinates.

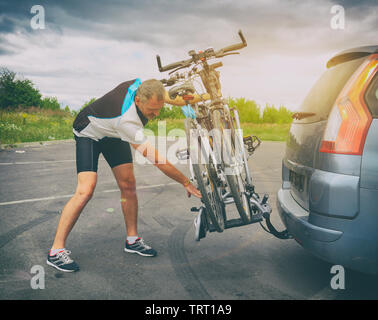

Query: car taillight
[320,54,378,155]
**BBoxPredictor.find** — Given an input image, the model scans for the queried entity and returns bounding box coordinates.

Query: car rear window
[293,56,366,123]
[365,73,378,117]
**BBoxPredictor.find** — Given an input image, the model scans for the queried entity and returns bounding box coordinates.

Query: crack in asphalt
[0,213,59,250]
[168,222,212,300]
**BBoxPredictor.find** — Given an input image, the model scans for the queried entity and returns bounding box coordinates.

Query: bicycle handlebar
[156,55,193,73]
[217,30,247,54]
[156,30,247,73]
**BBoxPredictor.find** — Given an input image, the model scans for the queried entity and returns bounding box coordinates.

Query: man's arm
[130,140,201,198]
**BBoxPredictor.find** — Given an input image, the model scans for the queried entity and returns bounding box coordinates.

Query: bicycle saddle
[168,82,195,100]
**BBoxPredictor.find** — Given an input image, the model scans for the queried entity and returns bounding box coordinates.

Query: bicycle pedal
[243,135,261,155]
[176,148,190,160]
[261,194,269,205]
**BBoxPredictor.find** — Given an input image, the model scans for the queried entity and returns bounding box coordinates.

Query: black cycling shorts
[75,135,133,174]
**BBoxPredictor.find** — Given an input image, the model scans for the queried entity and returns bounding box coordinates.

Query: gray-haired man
[47,78,201,272]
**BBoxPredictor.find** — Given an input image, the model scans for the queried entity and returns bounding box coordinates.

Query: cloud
[2,0,376,53]
[0,0,377,110]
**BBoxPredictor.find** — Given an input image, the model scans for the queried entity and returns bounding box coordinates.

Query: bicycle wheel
[212,109,252,224]
[185,118,225,232]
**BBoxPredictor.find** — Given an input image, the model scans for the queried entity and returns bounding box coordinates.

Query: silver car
[277,45,378,275]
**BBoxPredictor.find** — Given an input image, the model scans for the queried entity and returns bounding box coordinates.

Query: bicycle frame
[192,62,252,184]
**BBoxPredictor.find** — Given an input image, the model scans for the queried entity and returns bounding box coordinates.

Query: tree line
[0,67,65,111]
[1,68,293,123]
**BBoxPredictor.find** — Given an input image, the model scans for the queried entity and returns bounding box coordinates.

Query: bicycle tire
[212,109,252,224]
[185,118,225,232]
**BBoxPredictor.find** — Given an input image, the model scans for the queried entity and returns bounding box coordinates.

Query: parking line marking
[0,159,107,165]
[0,160,76,165]
[0,182,179,206]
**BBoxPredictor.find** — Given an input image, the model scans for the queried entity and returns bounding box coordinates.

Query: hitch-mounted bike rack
[176,147,292,241]
[191,191,292,241]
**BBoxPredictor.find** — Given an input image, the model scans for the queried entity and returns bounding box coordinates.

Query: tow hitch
[250,193,292,240]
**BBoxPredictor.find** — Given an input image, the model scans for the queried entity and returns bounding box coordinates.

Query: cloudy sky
[0,0,377,111]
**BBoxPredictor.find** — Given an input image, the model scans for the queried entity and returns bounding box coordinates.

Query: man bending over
[47,78,201,272]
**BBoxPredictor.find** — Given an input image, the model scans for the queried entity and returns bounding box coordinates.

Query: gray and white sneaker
[46,249,80,272]
[124,238,157,257]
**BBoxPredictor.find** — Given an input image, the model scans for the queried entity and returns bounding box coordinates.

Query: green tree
[0,67,42,109]
[262,104,293,124]
[228,97,261,123]
[40,96,60,110]
[155,105,185,120]
[80,98,96,111]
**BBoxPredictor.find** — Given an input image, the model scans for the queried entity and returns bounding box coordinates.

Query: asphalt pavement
[1,138,377,300]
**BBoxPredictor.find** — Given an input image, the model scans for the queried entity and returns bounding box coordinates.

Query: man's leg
[102,138,156,256]
[112,163,157,257]
[111,163,138,237]
[47,135,100,272]
[51,171,97,249]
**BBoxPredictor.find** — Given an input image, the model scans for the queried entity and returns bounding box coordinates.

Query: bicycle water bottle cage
[181,105,196,119]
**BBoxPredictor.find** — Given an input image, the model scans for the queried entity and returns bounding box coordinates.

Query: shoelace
[57,250,73,264]
[138,239,151,250]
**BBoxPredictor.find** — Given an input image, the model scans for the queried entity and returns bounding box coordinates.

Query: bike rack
[175,147,292,241]
[191,192,292,241]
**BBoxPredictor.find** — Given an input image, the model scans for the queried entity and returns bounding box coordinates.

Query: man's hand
[185,182,202,198]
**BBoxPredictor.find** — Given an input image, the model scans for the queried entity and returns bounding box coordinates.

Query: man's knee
[119,178,137,198]
[75,182,96,202]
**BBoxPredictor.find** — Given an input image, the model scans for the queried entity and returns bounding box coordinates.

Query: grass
[0,108,290,146]
[240,122,291,141]
[0,107,74,145]
[146,119,290,141]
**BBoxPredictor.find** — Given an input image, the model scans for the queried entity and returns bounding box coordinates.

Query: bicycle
[157,30,291,240]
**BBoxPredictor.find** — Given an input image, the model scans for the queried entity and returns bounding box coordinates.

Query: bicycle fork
[231,107,252,186]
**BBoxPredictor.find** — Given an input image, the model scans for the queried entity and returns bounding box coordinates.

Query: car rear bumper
[277,189,343,243]
[277,188,378,275]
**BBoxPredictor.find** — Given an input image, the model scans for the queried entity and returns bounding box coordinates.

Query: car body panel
[277,48,378,274]
[361,120,378,190]
[309,170,359,219]
[277,188,378,274]
[277,189,343,243]
[326,45,378,68]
